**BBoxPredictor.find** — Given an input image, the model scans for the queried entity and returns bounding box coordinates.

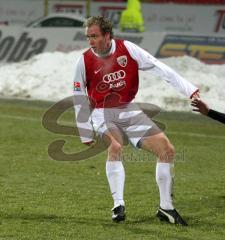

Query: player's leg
[140,133,187,226]
[91,108,126,221]
[141,132,174,209]
[102,128,126,222]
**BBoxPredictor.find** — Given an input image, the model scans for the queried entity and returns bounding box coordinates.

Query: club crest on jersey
[117,55,127,67]
[74,82,81,91]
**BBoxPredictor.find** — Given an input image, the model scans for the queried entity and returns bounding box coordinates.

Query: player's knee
[160,143,175,163]
[168,143,175,161]
[109,141,123,153]
[108,141,123,160]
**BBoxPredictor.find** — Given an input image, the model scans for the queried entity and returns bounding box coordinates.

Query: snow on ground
[0,50,225,112]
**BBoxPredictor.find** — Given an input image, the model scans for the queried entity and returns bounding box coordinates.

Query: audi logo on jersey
[103,70,126,83]
[96,70,126,92]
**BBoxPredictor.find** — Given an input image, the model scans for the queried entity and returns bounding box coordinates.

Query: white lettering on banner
[103,70,126,83]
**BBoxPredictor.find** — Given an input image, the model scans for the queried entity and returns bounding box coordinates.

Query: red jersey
[83,39,139,108]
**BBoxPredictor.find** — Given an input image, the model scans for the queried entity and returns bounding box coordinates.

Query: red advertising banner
[53,4,85,15]
[148,0,225,4]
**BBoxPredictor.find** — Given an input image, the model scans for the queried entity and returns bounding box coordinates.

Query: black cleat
[112,205,126,222]
[156,207,188,226]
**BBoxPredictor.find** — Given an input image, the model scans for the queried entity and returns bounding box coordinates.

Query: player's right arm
[73,55,95,144]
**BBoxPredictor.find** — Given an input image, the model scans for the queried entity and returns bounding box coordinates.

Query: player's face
[85,25,111,55]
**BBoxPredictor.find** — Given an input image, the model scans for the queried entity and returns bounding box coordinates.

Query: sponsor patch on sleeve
[74,82,81,91]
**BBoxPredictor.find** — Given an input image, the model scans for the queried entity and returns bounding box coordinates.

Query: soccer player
[191,98,225,124]
[73,16,199,226]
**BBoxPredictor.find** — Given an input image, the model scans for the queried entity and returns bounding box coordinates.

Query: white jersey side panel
[73,55,94,143]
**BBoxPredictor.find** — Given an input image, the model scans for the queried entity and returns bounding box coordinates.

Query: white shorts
[91,103,161,148]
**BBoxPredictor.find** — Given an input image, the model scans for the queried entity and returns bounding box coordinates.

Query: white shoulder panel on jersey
[124,40,156,70]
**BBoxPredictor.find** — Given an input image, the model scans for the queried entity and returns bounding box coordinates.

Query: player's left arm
[124,40,199,99]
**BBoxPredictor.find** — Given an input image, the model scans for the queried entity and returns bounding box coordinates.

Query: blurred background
[1,0,225,111]
[1,0,225,63]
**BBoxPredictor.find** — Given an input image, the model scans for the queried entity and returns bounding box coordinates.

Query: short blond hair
[84,16,114,39]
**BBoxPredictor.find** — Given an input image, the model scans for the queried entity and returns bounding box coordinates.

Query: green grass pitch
[0,98,225,240]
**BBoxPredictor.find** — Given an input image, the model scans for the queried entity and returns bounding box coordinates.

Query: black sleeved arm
[207,109,225,124]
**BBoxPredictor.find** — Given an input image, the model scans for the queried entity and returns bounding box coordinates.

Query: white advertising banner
[90,1,126,28]
[0,0,43,26]
[0,26,162,63]
[48,1,126,28]
[48,0,87,16]
[1,26,225,65]
[0,1,225,36]
[0,27,86,63]
[141,3,225,34]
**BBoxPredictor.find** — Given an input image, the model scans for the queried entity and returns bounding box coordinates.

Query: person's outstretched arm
[191,98,225,124]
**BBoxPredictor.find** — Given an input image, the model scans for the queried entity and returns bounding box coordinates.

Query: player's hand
[190,90,200,99]
[83,140,95,146]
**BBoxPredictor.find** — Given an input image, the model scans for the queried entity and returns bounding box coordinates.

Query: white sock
[106,160,125,208]
[156,162,174,210]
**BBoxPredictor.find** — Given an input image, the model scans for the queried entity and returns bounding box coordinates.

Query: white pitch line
[0,113,73,126]
[0,114,39,122]
[167,131,225,140]
[0,113,225,140]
